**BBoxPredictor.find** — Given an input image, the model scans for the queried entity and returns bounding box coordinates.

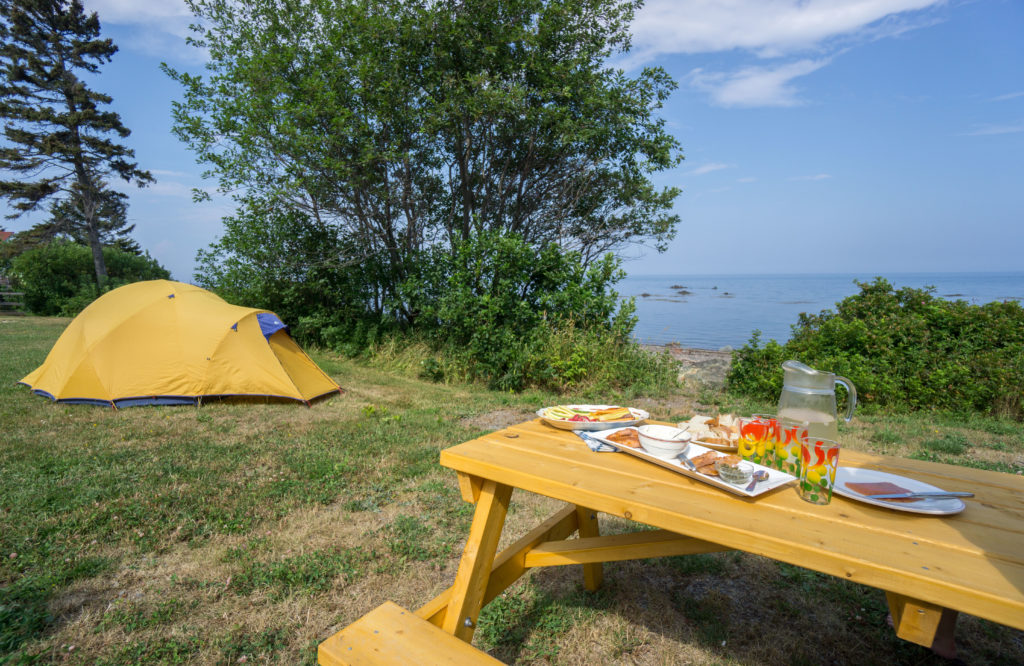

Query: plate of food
[679,414,740,451]
[589,427,795,497]
[537,404,648,431]
[834,467,967,515]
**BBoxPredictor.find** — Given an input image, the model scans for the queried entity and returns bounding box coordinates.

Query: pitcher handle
[834,376,857,423]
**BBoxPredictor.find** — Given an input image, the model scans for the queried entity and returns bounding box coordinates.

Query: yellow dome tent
[19,280,342,407]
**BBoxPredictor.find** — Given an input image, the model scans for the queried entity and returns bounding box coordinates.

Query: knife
[865,491,974,500]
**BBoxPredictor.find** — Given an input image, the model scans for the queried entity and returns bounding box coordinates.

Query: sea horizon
[619,270,1024,351]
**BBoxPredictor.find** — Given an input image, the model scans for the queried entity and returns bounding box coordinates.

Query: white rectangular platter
[588,427,796,498]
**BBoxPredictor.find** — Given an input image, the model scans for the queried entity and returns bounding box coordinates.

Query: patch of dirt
[461,408,537,432]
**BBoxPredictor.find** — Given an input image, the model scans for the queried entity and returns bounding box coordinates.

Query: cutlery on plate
[576,431,617,452]
[865,491,974,500]
[745,469,769,491]
[675,452,698,471]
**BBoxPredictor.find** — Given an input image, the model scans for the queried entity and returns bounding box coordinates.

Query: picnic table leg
[443,478,513,642]
[574,505,603,591]
[885,591,959,657]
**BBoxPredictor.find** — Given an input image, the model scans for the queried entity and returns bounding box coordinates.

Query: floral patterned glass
[775,418,808,477]
[737,415,777,467]
[798,437,840,505]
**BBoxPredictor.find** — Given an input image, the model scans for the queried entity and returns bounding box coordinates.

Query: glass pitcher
[777,360,857,442]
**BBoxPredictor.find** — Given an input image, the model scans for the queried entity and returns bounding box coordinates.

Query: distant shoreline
[622,272,1024,350]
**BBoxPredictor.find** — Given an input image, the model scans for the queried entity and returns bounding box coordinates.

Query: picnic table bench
[321,418,1024,662]
[0,291,24,315]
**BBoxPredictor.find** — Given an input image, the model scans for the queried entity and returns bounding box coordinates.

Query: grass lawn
[1,316,1022,664]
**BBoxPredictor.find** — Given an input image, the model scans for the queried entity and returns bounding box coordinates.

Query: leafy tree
[0,0,153,288]
[193,194,379,346]
[168,0,682,323]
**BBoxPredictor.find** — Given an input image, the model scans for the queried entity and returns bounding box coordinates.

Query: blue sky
[3,0,1023,280]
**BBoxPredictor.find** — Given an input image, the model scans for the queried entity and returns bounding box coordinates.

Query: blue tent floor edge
[19,384,343,408]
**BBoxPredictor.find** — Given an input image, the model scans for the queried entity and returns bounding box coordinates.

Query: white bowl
[637,424,692,458]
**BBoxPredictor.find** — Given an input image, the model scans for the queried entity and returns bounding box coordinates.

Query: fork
[675,452,698,471]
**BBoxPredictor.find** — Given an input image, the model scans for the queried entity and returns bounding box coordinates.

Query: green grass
[0,317,555,661]
[2,317,1022,664]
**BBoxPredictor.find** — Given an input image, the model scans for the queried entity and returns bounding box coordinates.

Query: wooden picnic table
[417,418,1024,654]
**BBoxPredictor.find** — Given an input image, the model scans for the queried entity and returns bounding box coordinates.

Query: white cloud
[790,173,833,181]
[627,1,945,108]
[86,1,193,32]
[961,122,1024,136]
[689,162,730,175]
[85,1,202,62]
[629,0,944,61]
[990,91,1024,102]
[146,180,200,198]
[688,59,829,107]
[149,169,195,179]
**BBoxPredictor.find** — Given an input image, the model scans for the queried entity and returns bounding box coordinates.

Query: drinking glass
[798,437,840,505]
[776,418,808,477]
[737,415,777,467]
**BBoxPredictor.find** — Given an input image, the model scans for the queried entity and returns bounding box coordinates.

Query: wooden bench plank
[319,601,502,665]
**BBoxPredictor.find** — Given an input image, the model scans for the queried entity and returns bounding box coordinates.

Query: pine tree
[0,0,152,287]
[42,185,141,254]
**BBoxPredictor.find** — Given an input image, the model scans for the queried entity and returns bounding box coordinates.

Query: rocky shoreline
[642,344,733,387]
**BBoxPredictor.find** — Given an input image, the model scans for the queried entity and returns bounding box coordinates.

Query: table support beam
[457,472,483,504]
[575,505,603,591]
[885,591,956,649]
[418,504,579,628]
[524,529,732,567]
[443,479,513,641]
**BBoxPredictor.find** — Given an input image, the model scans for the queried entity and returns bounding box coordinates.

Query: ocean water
[619,272,1024,350]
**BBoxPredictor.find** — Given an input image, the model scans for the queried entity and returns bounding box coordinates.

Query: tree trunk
[62,78,108,290]
[82,193,107,290]
[74,172,108,289]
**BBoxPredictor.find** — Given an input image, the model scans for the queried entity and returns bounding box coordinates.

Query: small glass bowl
[715,459,754,485]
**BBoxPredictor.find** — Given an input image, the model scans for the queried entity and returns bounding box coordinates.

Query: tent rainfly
[19,280,342,407]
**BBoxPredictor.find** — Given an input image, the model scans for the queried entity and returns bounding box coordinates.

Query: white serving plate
[834,467,967,515]
[589,427,796,497]
[537,404,648,431]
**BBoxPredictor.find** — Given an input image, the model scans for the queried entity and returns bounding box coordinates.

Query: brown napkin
[846,481,921,503]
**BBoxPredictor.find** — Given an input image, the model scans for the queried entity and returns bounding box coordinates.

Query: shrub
[727,278,1024,419]
[9,240,170,315]
[399,232,677,393]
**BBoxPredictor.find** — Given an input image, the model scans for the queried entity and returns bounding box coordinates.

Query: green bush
[9,240,170,315]
[399,232,676,393]
[727,278,1024,419]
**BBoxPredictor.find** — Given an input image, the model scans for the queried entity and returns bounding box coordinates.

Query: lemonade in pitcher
[776,407,838,442]
[776,361,855,443]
